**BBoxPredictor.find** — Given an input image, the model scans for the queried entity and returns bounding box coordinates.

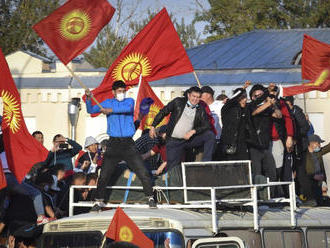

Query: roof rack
[69,181,297,233]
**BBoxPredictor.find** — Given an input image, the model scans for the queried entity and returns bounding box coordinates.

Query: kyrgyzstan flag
[281,69,330,97]
[302,34,330,80]
[33,0,115,65]
[0,49,49,183]
[0,159,6,190]
[135,80,169,130]
[105,207,154,248]
[87,7,194,106]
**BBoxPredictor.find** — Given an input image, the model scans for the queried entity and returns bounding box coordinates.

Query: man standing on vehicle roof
[85,81,156,210]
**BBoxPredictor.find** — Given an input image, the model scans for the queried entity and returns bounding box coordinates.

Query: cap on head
[308,134,325,144]
[201,86,215,97]
[84,136,98,148]
[112,80,126,91]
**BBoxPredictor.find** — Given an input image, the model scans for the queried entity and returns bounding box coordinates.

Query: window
[144,230,184,248]
[40,231,103,248]
[192,237,244,248]
[196,244,239,248]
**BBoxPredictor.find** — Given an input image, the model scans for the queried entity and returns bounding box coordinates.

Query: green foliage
[195,0,330,43]
[83,26,128,69]
[129,9,201,48]
[84,9,201,69]
[0,0,59,56]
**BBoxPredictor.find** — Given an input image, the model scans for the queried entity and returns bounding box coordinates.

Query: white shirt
[209,100,224,139]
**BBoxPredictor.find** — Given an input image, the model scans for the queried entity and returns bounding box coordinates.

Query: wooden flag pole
[134,74,143,109]
[64,64,103,109]
[193,71,202,87]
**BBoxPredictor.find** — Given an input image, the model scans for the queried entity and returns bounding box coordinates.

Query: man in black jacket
[248,84,282,188]
[150,86,215,171]
[284,96,310,199]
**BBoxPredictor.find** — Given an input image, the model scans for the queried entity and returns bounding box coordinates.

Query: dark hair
[86,173,98,184]
[49,163,65,175]
[53,134,63,142]
[216,94,228,101]
[187,86,202,95]
[32,131,43,137]
[201,86,214,96]
[35,172,54,186]
[249,84,265,99]
[72,172,86,182]
[112,80,126,91]
[284,95,294,105]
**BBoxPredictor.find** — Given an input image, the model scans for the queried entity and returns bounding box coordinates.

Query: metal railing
[69,181,296,233]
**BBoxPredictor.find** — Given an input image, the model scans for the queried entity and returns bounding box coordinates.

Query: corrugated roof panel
[187,28,330,70]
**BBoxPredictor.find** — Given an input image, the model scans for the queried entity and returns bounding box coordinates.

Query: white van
[39,206,330,248]
[38,161,330,247]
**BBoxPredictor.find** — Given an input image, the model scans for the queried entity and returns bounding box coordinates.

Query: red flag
[105,207,154,248]
[282,69,330,97]
[0,159,6,190]
[302,34,330,80]
[87,8,194,106]
[135,80,169,130]
[0,49,49,183]
[33,0,115,65]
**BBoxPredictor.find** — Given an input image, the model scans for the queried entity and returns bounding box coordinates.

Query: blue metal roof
[187,28,330,70]
[150,70,302,86]
[14,28,330,88]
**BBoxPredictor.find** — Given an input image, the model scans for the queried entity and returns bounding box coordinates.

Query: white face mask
[116,92,126,101]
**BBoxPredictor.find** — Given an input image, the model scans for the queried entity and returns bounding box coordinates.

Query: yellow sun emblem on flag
[304,69,329,86]
[144,104,167,129]
[119,226,133,242]
[59,9,91,41]
[1,91,21,134]
[112,53,152,82]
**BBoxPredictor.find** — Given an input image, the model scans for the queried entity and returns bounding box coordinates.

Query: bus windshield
[39,230,184,248]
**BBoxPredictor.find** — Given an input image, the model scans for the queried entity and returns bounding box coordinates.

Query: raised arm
[152,98,177,127]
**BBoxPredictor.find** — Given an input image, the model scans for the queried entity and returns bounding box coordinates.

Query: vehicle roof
[44,207,330,235]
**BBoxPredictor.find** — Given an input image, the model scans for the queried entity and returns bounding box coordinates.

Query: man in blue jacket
[85,80,155,210]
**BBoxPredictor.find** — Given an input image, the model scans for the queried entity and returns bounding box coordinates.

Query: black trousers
[95,137,153,201]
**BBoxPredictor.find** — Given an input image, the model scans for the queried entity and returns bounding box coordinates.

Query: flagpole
[99,236,106,248]
[64,64,103,109]
[135,74,143,100]
[193,71,202,87]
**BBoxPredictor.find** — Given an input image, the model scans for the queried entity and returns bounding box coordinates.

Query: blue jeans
[166,130,216,171]
[5,173,45,216]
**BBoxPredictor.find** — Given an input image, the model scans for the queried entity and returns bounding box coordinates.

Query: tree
[83,0,139,69]
[0,0,59,56]
[194,0,330,43]
[129,9,201,48]
[83,26,128,69]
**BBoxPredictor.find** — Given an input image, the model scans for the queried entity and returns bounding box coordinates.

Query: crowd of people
[0,80,330,247]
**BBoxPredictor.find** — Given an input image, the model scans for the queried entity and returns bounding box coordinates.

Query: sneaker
[90,201,105,212]
[148,197,157,209]
[37,215,53,225]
